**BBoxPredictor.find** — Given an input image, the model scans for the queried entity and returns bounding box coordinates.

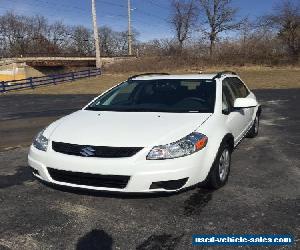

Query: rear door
[222,78,250,144]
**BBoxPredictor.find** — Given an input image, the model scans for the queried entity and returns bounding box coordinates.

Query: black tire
[205,143,231,189]
[247,114,259,138]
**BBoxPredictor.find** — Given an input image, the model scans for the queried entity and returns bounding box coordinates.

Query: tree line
[166,0,300,64]
[0,0,299,65]
[0,12,135,58]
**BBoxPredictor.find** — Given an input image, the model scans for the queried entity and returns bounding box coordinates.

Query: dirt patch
[0,166,34,189]
[76,229,113,250]
[183,188,213,216]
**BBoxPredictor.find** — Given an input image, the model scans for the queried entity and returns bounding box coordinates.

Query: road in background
[0,94,94,150]
[0,89,299,249]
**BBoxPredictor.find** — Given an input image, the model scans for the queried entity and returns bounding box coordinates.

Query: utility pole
[91,0,102,68]
[127,0,132,56]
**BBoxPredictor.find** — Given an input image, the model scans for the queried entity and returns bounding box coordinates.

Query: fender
[195,128,234,182]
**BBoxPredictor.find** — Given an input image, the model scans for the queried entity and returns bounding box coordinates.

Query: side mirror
[234,98,258,108]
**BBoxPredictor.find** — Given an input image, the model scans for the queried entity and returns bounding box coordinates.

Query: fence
[0,68,101,93]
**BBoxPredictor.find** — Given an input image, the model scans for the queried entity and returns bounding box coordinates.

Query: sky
[0,0,298,41]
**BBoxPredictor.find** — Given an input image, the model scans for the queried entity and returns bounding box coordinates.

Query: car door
[222,78,249,144]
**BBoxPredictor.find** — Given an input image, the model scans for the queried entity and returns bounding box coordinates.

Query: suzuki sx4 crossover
[28,72,261,193]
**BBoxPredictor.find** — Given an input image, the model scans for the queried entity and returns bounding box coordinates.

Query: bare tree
[262,0,300,62]
[99,26,115,56]
[198,0,241,57]
[0,12,29,57]
[0,11,140,58]
[71,26,93,56]
[170,0,198,51]
[48,22,69,53]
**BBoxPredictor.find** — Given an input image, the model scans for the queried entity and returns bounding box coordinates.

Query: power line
[131,18,168,31]
[134,9,167,22]
[1,0,167,22]
[147,0,168,10]
[34,0,124,12]
[7,0,89,14]
[2,0,124,16]
[0,0,170,42]
[100,0,126,8]
[0,4,127,22]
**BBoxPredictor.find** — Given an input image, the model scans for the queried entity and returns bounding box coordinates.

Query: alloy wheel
[219,148,230,182]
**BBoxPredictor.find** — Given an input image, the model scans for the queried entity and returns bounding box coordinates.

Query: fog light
[150,178,188,190]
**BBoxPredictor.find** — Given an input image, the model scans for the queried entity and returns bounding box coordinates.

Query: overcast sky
[0,0,298,41]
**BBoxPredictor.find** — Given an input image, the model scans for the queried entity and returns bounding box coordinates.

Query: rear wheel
[205,143,231,189]
[247,114,259,138]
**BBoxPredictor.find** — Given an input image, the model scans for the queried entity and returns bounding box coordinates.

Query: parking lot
[0,89,299,249]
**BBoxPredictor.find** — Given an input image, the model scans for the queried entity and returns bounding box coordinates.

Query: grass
[3,66,300,95]
[234,66,300,89]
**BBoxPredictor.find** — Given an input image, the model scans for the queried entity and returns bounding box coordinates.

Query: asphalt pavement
[0,89,299,249]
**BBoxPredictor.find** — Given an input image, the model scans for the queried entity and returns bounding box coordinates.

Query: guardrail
[0,68,101,93]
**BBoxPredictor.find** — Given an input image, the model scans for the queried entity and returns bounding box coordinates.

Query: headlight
[33,129,49,151]
[147,132,208,160]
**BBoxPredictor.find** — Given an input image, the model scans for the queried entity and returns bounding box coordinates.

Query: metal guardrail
[0,68,101,93]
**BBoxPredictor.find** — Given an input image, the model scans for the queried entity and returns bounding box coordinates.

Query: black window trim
[221,79,234,115]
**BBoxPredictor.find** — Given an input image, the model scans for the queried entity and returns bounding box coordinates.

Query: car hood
[48,110,211,147]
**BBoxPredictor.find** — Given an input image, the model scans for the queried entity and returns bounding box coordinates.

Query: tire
[205,143,231,189]
[247,114,259,138]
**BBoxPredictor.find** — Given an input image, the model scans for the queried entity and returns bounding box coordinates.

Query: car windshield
[86,79,216,113]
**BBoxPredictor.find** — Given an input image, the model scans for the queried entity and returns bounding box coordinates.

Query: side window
[227,77,250,98]
[233,78,250,98]
[227,78,240,99]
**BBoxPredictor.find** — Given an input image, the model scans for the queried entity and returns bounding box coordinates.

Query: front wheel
[205,143,231,189]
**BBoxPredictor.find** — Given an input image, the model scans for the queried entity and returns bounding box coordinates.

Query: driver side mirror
[234,98,258,109]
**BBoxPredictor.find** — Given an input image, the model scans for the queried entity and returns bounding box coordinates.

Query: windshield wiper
[85,106,103,111]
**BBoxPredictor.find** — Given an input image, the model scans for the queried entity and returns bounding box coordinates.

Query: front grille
[52,141,143,158]
[48,168,130,189]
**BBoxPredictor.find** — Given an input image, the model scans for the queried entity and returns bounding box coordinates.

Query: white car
[28,71,261,193]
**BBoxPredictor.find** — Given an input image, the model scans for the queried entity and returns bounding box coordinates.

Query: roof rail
[213,71,237,80]
[128,72,169,81]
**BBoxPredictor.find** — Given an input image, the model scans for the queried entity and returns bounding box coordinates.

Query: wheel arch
[257,105,262,117]
[198,132,234,187]
[196,131,234,183]
[221,133,235,152]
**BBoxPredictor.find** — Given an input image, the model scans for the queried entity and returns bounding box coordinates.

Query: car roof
[131,73,238,81]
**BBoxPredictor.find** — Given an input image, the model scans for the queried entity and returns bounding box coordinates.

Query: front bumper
[28,144,209,193]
